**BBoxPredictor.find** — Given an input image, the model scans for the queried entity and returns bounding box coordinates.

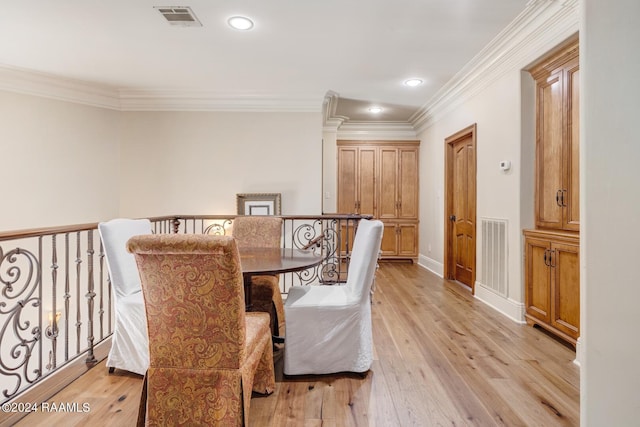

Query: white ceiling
[0,0,529,122]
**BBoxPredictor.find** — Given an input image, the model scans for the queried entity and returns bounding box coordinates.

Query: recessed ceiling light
[404,78,423,87]
[368,107,383,113]
[228,16,254,30]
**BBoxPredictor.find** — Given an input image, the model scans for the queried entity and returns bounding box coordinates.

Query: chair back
[98,218,152,299]
[127,234,246,369]
[232,216,282,249]
[345,219,384,301]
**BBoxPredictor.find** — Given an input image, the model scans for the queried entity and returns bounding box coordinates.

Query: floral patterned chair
[127,234,275,426]
[232,216,285,338]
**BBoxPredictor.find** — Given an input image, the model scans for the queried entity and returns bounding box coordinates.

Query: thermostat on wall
[499,160,511,171]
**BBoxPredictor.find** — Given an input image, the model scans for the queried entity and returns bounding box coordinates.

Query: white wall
[0,91,120,231]
[417,73,527,316]
[119,111,323,218]
[321,128,338,213]
[582,0,640,425]
[415,2,579,321]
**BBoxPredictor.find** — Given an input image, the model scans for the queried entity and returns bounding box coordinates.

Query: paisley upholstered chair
[284,219,383,376]
[98,218,151,375]
[128,234,275,426]
[232,216,285,338]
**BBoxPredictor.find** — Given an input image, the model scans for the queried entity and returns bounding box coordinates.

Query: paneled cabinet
[381,222,418,258]
[524,37,580,346]
[337,141,419,261]
[530,41,580,232]
[524,230,579,344]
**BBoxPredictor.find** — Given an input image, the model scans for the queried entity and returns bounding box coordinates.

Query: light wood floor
[14,263,579,426]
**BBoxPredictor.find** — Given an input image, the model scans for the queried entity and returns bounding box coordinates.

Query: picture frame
[236,193,282,216]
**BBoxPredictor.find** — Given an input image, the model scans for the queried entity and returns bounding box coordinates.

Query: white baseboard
[574,336,582,366]
[474,283,526,324]
[417,255,525,324]
[417,254,443,277]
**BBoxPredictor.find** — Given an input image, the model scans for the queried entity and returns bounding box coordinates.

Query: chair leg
[108,367,115,374]
[137,374,147,427]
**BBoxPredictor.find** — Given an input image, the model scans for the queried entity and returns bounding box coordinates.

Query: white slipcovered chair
[283,219,383,376]
[98,218,151,376]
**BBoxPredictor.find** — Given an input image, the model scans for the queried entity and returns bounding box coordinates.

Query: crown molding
[411,0,579,133]
[118,90,322,112]
[0,65,121,109]
[0,65,323,112]
[336,121,417,140]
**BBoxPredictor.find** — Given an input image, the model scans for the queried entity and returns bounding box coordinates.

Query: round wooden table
[239,247,324,309]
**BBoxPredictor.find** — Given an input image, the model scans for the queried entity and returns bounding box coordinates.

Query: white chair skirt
[283,285,372,376]
[106,291,149,376]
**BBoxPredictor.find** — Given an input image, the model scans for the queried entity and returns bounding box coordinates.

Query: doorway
[444,124,477,292]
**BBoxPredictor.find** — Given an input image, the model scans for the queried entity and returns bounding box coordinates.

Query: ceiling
[0,0,529,124]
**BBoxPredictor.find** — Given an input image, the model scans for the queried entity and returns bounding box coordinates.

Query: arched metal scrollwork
[0,245,42,399]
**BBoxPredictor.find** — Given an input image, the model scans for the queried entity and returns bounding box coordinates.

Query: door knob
[449,214,456,221]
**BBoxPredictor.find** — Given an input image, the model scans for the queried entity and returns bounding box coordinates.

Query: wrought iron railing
[0,214,366,407]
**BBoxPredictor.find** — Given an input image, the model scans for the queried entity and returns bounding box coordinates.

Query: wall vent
[480,218,508,297]
[155,6,202,27]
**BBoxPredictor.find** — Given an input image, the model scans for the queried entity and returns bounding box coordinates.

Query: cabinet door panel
[398,148,419,219]
[378,148,398,219]
[358,148,377,216]
[525,237,551,323]
[398,223,417,257]
[564,64,580,231]
[551,242,580,338]
[536,72,564,229]
[337,148,357,213]
[380,223,398,257]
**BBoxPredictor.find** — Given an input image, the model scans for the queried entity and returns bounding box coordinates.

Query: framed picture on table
[236,193,282,216]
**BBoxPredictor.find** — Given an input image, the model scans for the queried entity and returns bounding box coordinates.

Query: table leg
[243,274,253,311]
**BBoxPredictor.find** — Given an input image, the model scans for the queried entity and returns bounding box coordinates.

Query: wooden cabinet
[530,40,580,232]
[338,141,419,261]
[381,222,418,258]
[337,146,377,216]
[524,230,579,345]
[378,147,419,219]
[524,37,580,346]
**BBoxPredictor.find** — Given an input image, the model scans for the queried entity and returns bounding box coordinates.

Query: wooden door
[551,241,580,339]
[445,125,476,290]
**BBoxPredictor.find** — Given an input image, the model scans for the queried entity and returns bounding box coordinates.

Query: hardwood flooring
[12,263,579,426]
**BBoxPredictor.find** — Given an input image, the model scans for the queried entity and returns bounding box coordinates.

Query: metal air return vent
[155,6,202,27]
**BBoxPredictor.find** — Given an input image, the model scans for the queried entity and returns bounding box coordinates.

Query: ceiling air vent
[155,6,202,27]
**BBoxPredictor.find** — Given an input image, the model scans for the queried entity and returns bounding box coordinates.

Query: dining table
[238,247,324,310]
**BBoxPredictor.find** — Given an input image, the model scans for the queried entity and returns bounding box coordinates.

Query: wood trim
[523,228,579,244]
[527,34,579,80]
[444,124,477,292]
